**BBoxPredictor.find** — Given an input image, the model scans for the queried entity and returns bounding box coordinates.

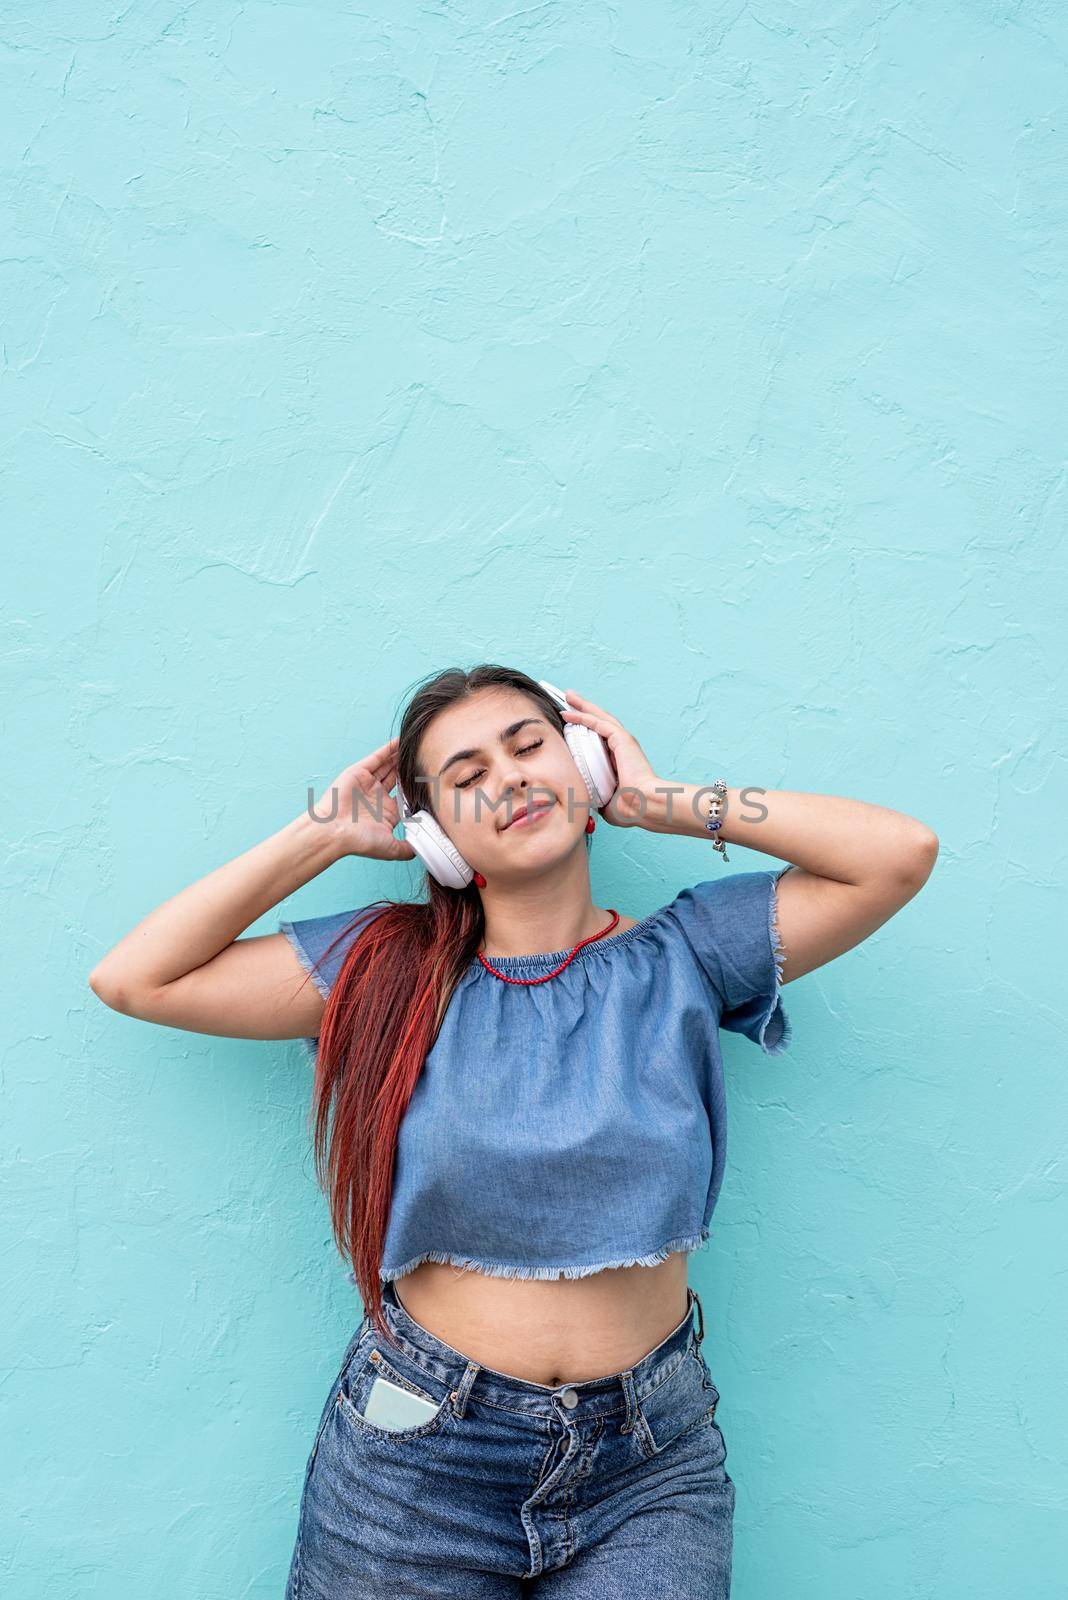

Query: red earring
[473,870,487,888]
[586,815,596,834]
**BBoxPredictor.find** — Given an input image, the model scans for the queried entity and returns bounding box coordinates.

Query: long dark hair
[306,665,590,1347]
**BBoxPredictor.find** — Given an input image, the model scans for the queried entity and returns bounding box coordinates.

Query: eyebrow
[437,718,547,778]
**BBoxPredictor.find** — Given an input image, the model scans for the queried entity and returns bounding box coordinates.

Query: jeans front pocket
[633,1343,723,1460]
[335,1337,456,1443]
[305,1320,370,1471]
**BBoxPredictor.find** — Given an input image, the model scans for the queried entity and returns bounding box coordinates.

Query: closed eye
[456,740,543,790]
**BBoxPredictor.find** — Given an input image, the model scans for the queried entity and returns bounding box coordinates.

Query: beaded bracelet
[705,778,729,862]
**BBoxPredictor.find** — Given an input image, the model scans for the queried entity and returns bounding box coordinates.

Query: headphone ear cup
[564,723,618,811]
[404,813,473,889]
[396,780,474,889]
[536,678,618,812]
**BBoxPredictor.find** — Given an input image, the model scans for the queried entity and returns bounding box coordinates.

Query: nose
[495,753,531,800]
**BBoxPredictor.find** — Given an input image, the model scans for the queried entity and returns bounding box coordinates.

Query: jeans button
[557,1386,579,1407]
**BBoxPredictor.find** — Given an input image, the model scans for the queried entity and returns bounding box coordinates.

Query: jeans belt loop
[618,1368,639,1434]
[448,1360,480,1419]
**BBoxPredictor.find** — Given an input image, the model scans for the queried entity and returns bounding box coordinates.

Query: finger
[356,736,401,775]
[560,699,617,730]
[360,745,402,785]
[562,706,622,743]
[562,689,620,725]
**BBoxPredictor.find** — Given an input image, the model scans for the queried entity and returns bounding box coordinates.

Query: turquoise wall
[5,2,1064,1594]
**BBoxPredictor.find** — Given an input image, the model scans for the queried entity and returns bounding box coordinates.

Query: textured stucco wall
[4,2,1065,1595]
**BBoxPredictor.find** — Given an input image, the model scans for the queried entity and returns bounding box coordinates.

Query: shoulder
[278,901,390,998]
[666,867,791,936]
[663,868,793,1055]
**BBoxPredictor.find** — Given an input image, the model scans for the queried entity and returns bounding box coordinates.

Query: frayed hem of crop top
[759,863,793,1056]
[346,1227,713,1286]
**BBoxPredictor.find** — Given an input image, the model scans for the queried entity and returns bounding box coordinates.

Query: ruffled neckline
[465,900,673,974]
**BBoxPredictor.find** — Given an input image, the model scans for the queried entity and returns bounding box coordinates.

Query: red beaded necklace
[476,910,622,986]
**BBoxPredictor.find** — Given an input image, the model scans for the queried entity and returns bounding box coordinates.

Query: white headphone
[394,679,618,889]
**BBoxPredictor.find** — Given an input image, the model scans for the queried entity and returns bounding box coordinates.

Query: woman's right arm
[86,739,414,1041]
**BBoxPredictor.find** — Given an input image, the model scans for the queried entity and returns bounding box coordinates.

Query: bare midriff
[391,1251,692,1388]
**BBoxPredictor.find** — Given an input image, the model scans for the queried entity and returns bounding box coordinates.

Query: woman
[88,664,938,1597]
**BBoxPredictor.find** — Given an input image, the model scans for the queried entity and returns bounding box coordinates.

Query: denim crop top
[279,866,794,1284]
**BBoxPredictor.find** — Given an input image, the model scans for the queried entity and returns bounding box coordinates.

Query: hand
[312,737,417,862]
[558,689,664,830]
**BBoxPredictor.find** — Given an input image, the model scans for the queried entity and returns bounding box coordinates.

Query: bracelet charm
[705,779,729,862]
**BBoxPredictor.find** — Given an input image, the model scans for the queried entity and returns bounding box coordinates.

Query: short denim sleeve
[669,867,793,1055]
[279,903,386,999]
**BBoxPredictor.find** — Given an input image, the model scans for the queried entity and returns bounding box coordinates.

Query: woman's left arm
[644,782,937,985]
[558,689,939,987]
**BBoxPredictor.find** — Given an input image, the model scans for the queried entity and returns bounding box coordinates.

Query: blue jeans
[285,1280,735,1596]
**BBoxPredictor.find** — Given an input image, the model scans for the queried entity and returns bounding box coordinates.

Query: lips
[502,800,555,831]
